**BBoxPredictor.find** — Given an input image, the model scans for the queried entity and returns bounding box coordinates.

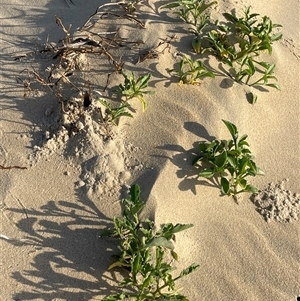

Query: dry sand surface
[1,0,299,300]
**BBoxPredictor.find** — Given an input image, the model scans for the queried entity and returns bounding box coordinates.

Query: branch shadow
[2,187,125,300]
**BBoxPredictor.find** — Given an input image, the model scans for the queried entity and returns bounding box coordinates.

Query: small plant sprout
[101,184,199,301]
[116,71,154,111]
[98,99,133,125]
[193,120,264,199]
[168,55,215,85]
[162,0,217,36]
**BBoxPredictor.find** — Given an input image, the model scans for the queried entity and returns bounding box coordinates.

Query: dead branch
[0,164,27,170]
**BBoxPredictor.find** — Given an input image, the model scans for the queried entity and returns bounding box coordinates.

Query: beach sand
[1,0,299,300]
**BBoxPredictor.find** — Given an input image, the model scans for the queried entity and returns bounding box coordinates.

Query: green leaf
[215,151,227,168]
[199,142,208,152]
[130,184,141,204]
[221,177,230,194]
[146,237,175,250]
[192,155,203,165]
[102,293,126,301]
[108,260,129,270]
[237,178,247,189]
[249,13,260,19]
[197,1,217,15]
[199,169,214,178]
[131,253,140,275]
[271,32,282,41]
[248,92,258,104]
[171,250,178,261]
[137,73,151,90]
[256,167,265,176]
[141,271,154,290]
[238,140,250,148]
[179,263,200,277]
[244,184,258,193]
[222,120,238,141]
[247,58,256,75]
[265,83,280,90]
[223,12,238,23]
[158,223,193,241]
[266,64,276,74]
[227,155,237,169]
[171,223,194,234]
[239,134,248,143]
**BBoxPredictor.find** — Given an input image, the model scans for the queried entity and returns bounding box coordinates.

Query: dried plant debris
[16,4,175,138]
[251,179,300,222]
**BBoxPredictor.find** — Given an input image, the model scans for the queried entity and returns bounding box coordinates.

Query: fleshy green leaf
[179,263,200,277]
[171,250,178,261]
[222,120,238,141]
[171,223,194,234]
[146,237,174,250]
[265,83,280,90]
[244,184,258,193]
[223,12,238,23]
[221,177,230,194]
[248,92,258,104]
[215,151,227,168]
[192,155,204,165]
[237,178,247,189]
[199,169,214,178]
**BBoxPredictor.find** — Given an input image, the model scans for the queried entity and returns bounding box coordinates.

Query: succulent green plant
[115,71,154,111]
[164,4,281,96]
[204,7,282,90]
[167,55,215,85]
[101,184,199,301]
[193,120,264,199]
[98,99,133,125]
[161,0,217,35]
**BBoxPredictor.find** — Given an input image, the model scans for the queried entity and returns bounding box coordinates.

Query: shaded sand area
[0,0,299,300]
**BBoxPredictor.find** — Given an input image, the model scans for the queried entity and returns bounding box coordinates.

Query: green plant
[162,0,217,35]
[98,99,133,125]
[222,7,282,54]
[115,71,154,111]
[233,56,280,89]
[204,7,282,90]
[193,120,264,199]
[101,184,199,301]
[168,55,215,85]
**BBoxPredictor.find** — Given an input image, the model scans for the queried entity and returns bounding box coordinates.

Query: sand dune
[1,0,299,300]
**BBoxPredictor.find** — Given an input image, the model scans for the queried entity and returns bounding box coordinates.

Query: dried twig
[137,34,177,63]
[0,165,27,170]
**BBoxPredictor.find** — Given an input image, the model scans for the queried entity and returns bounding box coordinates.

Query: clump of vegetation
[204,7,282,91]
[162,0,217,35]
[101,184,199,301]
[193,120,264,199]
[115,72,154,111]
[167,55,215,85]
[98,99,133,125]
[163,3,282,98]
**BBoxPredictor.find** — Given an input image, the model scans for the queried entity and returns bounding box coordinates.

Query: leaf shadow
[154,122,222,195]
[2,190,124,300]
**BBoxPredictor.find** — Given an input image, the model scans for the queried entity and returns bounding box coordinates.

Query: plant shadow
[1,187,126,300]
[155,121,222,194]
